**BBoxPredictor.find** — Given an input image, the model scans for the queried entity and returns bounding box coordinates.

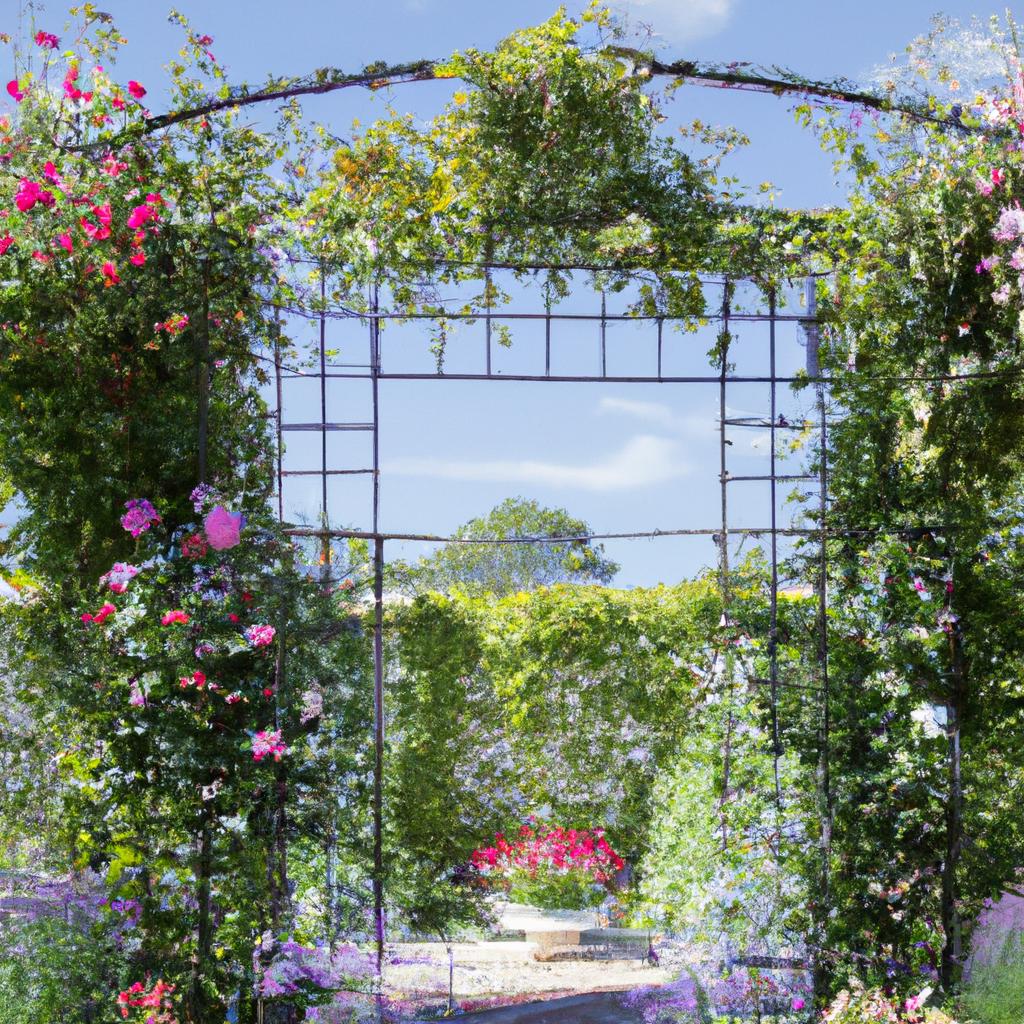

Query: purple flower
[993,206,1024,241]
[120,498,160,538]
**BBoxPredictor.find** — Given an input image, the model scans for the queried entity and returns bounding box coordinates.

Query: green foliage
[392,497,619,596]
[962,932,1024,1024]
[0,916,133,1024]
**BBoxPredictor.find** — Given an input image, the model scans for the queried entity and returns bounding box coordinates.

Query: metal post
[369,282,386,993]
[320,270,330,546]
[805,275,833,999]
[718,280,734,852]
[768,288,782,811]
[485,265,492,376]
[274,312,284,523]
[544,279,552,378]
[657,317,664,379]
[600,289,607,378]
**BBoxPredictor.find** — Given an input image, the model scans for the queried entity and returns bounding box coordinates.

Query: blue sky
[8,0,1008,585]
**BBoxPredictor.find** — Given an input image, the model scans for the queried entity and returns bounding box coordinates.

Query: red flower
[129,251,145,266]
[161,609,190,626]
[0,235,13,255]
[181,533,208,559]
[101,261,120,286]
[127,80,146,99]
[34,31,59,49]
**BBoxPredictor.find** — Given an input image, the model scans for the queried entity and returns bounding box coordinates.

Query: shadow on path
[450,991,642,1024]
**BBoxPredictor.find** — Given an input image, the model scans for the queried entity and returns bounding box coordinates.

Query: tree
[393,497,619,597]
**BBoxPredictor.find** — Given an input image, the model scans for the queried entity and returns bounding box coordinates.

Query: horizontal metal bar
[282,524,966,544]
[723,418,816,430]
[281,469,375,477]
[726,474,817,482]
[309,310,811,324]
[280,422,374,432]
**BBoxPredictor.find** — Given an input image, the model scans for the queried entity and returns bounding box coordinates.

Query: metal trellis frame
[269,266,832,977]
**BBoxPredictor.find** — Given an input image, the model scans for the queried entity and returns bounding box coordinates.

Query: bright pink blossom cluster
[179,670,207,690]
[471,823,625,883]
[120,498,160,537]
[204,504,243,550]
[252,728,287,762]
[100,561,139,593]
[245,623,276,648]
[115,978,177,1022]
[81,601,116,625]
[161,609,190,626]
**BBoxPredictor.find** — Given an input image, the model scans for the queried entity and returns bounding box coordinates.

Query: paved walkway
[452,992,642,1024]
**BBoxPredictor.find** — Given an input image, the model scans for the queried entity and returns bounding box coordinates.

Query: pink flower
[87,601,116,625]
[792,998,805,1011]
[161,609,190,626]
[129,251,145,266]
[34,31,59,49]
[127,80,146,99]
[100,562,139,593]
[42,161,60,183]
[80,217,110,242]
[56,233,73,254]
[993,206,1024,241]
[245,624,276,648]
[976,255,999,273]
[112,95,126,111]
[252,728,287,762]
[127,203,157,229]
[120,497,160,537]
[101,261,120,286]
[101,155,128,177]
[992,167,1006,187]
[204,505,244,550]
[6,80,25,103]
[128,679,146,707]
[15,179,42,212]
[225,692,242,704]
[180,670,207,689]
[0,235,13,255]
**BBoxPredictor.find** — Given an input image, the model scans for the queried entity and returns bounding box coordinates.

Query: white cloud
[597,396,715,439]
[611,0,735,46]
[385,434,688,492]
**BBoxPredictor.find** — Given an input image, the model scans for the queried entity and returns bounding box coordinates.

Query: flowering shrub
[116,979,178,1022]
[821,982,956,1024]
[252,932,374,1010]
[470,822,624,909]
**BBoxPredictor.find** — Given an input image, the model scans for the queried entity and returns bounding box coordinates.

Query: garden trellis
[4,6,1023,1020]
[267,264,830,977]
